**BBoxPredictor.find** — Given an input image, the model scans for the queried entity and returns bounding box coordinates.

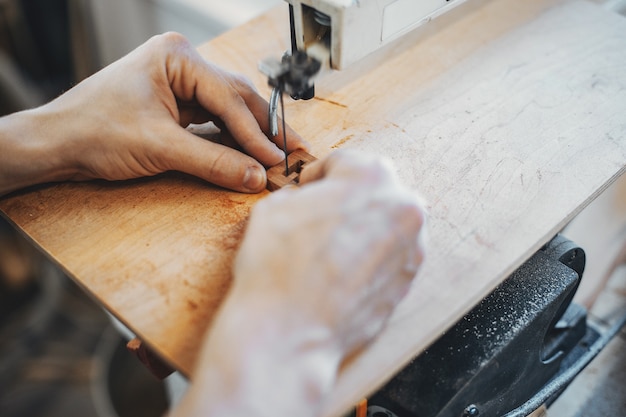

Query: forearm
[0,106,78,196]
[170,294,342,417]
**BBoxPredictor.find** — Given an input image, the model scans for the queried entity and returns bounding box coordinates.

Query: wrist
[0,105,79,196]
[174,294,342,417]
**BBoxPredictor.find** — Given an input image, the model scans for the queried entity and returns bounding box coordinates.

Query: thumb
[164,126,268,193]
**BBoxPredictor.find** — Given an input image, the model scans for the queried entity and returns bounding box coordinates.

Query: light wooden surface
[1,0,626,416]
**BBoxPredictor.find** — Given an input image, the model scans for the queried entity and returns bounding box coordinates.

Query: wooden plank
[197,2,626,413]
[0,175,264,371]
[1,0,625,416]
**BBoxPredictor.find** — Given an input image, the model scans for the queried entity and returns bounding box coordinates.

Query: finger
[164,125,268,193]
[231,79,311,154]
[163,43,286,167]
[200,85,285,166]
[211,68,310,153]
[165,38,306,166]
[397,203,427,280]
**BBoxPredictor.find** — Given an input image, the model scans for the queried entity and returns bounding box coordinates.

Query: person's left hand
[0,32,305,195]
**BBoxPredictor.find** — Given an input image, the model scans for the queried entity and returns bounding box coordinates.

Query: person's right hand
[232,149,427,355]
[173,150,426,417]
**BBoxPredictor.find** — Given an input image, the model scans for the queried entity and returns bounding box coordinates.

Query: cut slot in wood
[266,149,317,191]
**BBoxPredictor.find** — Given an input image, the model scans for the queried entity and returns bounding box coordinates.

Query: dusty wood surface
[1,0,626,415]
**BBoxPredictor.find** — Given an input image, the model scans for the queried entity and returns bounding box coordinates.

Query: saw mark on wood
[332,135,355,149]
[313,96,348,108]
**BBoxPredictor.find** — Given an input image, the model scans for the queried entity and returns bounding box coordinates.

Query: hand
[174,151,426,417]
[0,32,305,196]
[233,149,426,354]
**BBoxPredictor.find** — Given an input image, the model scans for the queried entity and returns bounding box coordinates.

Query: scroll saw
[260,0,474,189]
[259,0,474,128]
[260,0,473,98]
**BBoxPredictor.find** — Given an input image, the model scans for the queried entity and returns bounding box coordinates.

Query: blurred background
[0,0,281,116]
[0,0,625,416]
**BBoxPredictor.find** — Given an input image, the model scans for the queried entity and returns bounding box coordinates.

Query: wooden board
[1,0,626,415]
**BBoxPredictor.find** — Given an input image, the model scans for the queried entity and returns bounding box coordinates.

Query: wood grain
[0,175,264,371]
[1,0,626,416]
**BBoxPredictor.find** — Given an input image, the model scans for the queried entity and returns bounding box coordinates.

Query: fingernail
[243,166,265,191]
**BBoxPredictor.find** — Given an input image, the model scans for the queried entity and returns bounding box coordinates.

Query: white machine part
[287,0,469,70]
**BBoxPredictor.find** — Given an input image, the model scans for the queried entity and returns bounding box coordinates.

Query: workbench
[1,0,625,415]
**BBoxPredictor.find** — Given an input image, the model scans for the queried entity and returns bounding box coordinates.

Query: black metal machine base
[361,235,589,417]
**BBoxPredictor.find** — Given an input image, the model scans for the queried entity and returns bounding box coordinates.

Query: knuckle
[230,73,257,93]
[212,84,247,119]
[144,32,192,62]
[157,31,189,48]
